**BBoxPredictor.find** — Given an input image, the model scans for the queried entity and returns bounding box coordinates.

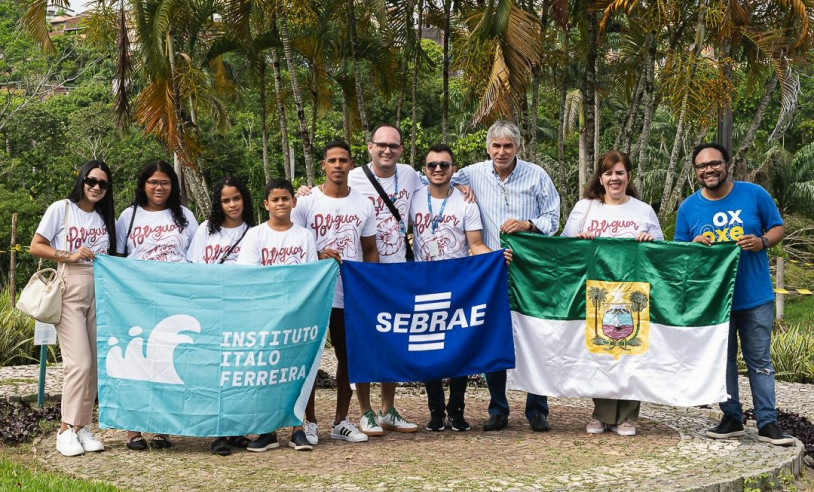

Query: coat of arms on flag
[586,280,650,358]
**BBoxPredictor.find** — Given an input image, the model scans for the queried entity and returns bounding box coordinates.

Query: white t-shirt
[115,205,199,262]
[410,187,483,261]
[292,187,376,308]
[35,199,110,262]
[561,197,664,240]
[236,222,318,266]
[187,220,250,264]
[348,163,424,263]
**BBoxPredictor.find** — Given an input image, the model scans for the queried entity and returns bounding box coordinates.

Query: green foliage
[0,287,60,366]
[0,457,120,491]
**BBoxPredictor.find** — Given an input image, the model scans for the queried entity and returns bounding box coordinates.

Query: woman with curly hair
[115,160,199,450]
[187,176,255,265]
[30,160,117,456]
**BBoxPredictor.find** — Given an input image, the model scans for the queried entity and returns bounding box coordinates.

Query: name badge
[427,238,440,258]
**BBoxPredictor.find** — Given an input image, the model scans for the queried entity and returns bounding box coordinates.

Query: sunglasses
[426,161,452,171]
[83,177,110,190]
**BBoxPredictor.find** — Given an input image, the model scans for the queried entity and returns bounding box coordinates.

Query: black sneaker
[426,414,445,431]
[247,432,279,452]
[446,414,471,432]
[529,412,551,432]
[757,422,795,446]
[483,414,508,432]
[705,417,745,439]
[288,430,313,451]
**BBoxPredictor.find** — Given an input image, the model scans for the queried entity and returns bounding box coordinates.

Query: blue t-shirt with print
[674,181,783,311]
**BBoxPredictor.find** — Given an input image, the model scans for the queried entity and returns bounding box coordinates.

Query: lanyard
[428,188,451,234]
[375,167,399,202]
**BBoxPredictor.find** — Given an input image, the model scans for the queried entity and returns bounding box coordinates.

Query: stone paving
[0,361,809,491]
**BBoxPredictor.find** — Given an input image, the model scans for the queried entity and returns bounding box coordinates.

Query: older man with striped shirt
[452,120,560,433]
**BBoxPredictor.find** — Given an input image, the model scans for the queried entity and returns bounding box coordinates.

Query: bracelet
[54,249,70,260]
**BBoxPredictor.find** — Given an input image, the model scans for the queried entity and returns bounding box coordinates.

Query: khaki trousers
[592,398,640,425]
[55,263,97,427]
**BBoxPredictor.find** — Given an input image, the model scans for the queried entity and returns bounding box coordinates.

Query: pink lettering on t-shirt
[311,214,362,237]
[131,224,179,245]
[412,213,461,235]
[261,246,305,265]
[67,226,108,249]
[587,219,639,236]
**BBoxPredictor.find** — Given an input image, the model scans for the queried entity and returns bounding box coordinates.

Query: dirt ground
[7,386,684,491]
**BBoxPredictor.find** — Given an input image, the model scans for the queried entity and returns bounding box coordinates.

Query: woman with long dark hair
[115,160,198,450]
[30,160,117,456]
[562,150,663,437]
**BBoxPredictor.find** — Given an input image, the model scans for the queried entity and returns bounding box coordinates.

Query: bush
[738,323,814,383]
[0,287,60,366]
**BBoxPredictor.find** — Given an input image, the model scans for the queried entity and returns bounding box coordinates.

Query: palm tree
[629,290,648,343]
[587,286,608,340]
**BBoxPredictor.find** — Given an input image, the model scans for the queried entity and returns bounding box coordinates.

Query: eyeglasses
[371,142,402,152]
[426,161,452,171]
[146,179,171,188]
[83,177,110,190]
[694,160,725,171]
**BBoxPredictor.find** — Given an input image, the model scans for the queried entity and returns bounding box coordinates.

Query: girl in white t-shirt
[114,160,199,451]
[30,160,117,457]
[187,176,255,266]
[561,150,664,438]
[188,176,255,455]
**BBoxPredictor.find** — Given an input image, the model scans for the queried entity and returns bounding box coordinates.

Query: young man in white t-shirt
[292,141,379,444]
[410,143,511,432]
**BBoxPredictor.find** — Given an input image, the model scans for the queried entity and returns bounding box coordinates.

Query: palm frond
[20,0,57,53]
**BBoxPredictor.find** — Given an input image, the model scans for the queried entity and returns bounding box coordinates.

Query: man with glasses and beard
[675,142,793,447]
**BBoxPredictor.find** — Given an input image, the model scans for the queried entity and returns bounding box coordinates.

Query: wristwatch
[761,236,770,250]
[527,220,535,232]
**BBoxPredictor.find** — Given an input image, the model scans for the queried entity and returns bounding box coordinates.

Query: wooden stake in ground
[10,212,17,306]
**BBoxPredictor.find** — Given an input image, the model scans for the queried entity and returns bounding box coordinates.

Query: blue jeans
[485,369,548,421]
[720,301,776,429]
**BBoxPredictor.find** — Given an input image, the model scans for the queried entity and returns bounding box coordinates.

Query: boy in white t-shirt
[234,178,319,452]
[292,140,379,444]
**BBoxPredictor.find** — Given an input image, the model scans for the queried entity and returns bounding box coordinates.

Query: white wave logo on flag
[106,314,200,385]
[408,292,452,351]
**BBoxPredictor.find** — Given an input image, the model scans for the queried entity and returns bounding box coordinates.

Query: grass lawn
[0,456,121,491]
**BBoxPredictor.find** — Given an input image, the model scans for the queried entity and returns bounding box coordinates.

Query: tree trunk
[441,0,451,143]
[615,62,645,151]
[717,40,733,159]
[348,0,369,142]
[410,0,424,167]
[664,124,710,214]
[733,75,778,180]
[165,32,188,204]
[341,91,351,143]
[557,28,570,213]
[658,91,689,220]
[528,71,539,162]
[581,11,597,182]
[634,33,657,191]
[277,8,315,185]
[258,62,270,182]
[269,48,291,180]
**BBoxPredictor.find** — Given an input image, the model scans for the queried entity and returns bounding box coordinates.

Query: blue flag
[341,251,514,383]
[94,255,338,437]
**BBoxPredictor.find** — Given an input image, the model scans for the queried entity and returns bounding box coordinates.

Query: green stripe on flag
[500,234,740,327]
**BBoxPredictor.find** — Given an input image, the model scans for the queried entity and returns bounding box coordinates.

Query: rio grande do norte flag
[341,251,515,383]
[94,255,338,437]
[500,234,740,407]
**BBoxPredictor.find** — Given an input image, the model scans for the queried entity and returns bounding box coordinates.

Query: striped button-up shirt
[452,158,560,250]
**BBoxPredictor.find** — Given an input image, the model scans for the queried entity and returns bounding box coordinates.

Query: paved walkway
[0,362,809,491]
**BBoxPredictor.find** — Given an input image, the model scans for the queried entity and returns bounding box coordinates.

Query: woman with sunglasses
[561,150,663,437]
[187,175,255,455]
[115,160,198,450]
[30,160,117,456]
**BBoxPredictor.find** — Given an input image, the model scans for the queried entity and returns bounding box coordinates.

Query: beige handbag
[16,268,65,323]
[16,200,69,324]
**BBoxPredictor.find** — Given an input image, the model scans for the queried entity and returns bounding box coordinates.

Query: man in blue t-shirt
[674,142,793,446]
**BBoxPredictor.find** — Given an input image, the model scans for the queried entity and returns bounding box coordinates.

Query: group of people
[30,119,795,458]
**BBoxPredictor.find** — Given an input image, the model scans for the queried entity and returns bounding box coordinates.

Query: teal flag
[500,234,740,407]
[94,255,338,437]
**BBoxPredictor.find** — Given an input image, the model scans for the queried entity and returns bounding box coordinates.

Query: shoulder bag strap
[580,199,595,233]
[360,164,414,261]
[124,205,137,257]
[218,225,250,264]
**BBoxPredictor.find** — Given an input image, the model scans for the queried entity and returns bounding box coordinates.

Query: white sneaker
[331,419,368,442]
[76,427,105,452]
[304,421,319,445]
[56,427,84,457]
[379,407,418,433]
[608,420,636,436]
[359,410,384,436]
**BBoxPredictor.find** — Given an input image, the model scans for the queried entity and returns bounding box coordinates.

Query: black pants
[424,376,468,417]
